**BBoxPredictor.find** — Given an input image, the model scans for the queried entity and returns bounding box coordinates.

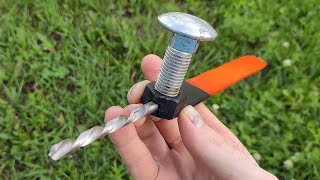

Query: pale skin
[105,54,278,180]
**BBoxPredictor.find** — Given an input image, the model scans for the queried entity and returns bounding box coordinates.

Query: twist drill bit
[48,102,158,161]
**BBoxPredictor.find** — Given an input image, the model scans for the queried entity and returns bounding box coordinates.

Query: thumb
[178,106,270,179]
[178,106,224,165]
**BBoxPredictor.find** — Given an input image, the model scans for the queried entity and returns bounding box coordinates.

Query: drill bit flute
[48,102,158,161]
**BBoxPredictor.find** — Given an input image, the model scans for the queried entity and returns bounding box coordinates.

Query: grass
[0,0,319,179]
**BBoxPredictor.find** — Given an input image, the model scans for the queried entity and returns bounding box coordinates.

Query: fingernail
[127,83,137,99]
[185,106,204,128]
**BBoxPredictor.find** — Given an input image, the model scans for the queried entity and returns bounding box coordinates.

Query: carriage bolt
[141,12,217,119]
[154,12,217,97]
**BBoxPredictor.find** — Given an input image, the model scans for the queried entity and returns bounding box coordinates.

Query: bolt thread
[155,46,193,97]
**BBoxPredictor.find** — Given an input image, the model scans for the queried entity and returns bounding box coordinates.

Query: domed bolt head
[158,12,217,53]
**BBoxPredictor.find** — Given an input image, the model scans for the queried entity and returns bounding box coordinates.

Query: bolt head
[158,12,217,41]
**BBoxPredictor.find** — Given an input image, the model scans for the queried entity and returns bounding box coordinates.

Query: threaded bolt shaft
[155,46,192,97]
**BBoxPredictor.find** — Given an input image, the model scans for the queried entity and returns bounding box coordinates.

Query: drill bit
[48,102,158,161]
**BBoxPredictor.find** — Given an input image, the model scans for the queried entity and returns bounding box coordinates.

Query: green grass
[0,0,319,179]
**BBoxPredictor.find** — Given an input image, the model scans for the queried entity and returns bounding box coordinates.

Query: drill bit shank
[48,102,158,161]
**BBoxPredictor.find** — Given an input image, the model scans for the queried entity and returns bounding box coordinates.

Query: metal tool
[49,102,158,161]
[155,12,217,97]
[49,12,217,161]
[141,12,217,119]
[49,12,267,161]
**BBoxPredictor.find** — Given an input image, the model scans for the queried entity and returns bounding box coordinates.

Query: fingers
[124,104,170,161]
[154,119,183,150]
[127,73,182,150]
[194,103,243,143]
[127,80,150,104]
[178,106,224,153]
[105,106,158,179]
[194,103,253,157]
[141,54,162,81]
[128,54,182,148]
[178,106,261,179]
[126,80,169,156]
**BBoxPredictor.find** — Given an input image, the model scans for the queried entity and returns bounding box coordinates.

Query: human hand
[105,54,277,180]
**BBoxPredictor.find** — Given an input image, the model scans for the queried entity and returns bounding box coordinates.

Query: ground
[0,0,319,179]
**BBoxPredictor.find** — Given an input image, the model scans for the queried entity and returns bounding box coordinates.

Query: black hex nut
[141,82,187,120]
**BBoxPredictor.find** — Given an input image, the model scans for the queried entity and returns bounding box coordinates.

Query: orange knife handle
[141,55,267,119]
[187,55,267,96]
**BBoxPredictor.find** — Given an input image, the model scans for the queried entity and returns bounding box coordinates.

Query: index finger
[141,54,162,81]
[105,106,159,179]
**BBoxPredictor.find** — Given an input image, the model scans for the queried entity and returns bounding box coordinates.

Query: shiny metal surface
[155,46,192,97]
[48,12,217,161]
[158,12,217,41]
[154,12,217,97]
[48,102,158,161]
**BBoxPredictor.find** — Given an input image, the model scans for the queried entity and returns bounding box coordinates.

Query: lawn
[0,0,319,179]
